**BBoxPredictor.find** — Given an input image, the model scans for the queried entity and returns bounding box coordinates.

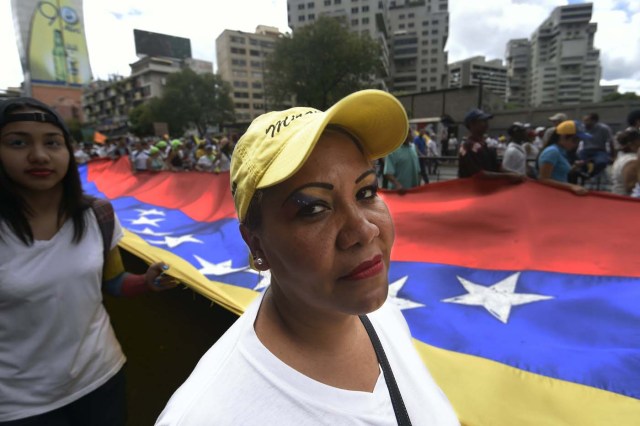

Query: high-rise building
[216,26,281,123]
[448,56,507,100]
[286,0,392,90]
[528,3,601,106]
[387,0,449,94]
[505,39,531,108]
[287,0,449,94]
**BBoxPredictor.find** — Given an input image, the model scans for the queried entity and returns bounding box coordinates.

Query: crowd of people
[73,133,237,174]
[381,107,640,198]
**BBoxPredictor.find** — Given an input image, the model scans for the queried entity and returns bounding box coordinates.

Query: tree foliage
[129,68,235,137]
[264,16,383,109]
[602,91,640,102]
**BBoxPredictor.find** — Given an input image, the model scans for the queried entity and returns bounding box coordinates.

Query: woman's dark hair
[617,127,640,152]
[0,97,89,245]
[241,124,364,232]
[535,131,561,171]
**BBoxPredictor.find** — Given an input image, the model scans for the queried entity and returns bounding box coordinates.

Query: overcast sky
[1,0,639,93]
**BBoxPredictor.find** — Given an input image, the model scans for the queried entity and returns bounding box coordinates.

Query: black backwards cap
[0,97,70,139]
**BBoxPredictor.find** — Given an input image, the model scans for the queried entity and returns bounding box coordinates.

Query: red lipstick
[341,255,384,281]
[26,169,53,177]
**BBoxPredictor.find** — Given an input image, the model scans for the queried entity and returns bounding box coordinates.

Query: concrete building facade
[215,26,281,123]
[505,38,531,108]
[82,56,211,135]
[448,56,507,100]
[286,0,449,94]
[387,0,449,94]
[528,3,601,106]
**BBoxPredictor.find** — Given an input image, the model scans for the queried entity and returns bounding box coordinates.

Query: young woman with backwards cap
[156,90,460,425]
[0,98,177,425]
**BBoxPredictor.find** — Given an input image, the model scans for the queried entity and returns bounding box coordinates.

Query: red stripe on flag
[87,158,237,223]
[383,177,640,278]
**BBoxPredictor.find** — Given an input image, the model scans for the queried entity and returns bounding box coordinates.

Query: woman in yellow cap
[157,90,459,425]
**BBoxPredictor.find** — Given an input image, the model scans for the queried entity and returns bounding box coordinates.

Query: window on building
[249,38,258,45]
[231,47,246,54]
[253,93,263,99]
[251,60,262,68]
[399,14,405,19]
[352,19,358,25]
[307,2,314,8]
[250,50,260,56]
[408,23,414,28]
[324,0,331,5]
[298,3,305,9]
[299,15,306,22]
[408,13,414,18]
[362,5,368,11]
[252,81,263,89]
[230,36,246,44]
[254,103,264,110]
[235,92,250,98]
[399,24,405,29]
[362,17,369,24]
[308,13,315,20]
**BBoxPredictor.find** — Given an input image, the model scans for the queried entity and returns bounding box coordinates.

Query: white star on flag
[147,234,204,249]
[128,216,165,227]
[193,256,247,276]
[442,272,553,324]
[135,208,165,216]
[130,227,172,237]
[388,276,425,311]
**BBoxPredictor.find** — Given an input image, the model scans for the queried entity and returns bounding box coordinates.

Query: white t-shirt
[197,154,217,172]
[133,149,150,171]
[610,152,637,195]
[156,292,459,425]
[502,142,527,175]
[0,210,126,421]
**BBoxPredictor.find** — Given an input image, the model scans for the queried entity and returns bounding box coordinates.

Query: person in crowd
[496,135,508,157]
[157,89,459,425]
[216,137,232,172]
[413,128,430,184]
[0,97,176,425]
[155,140,169,159]
[195,144,220,173]
[166,139,185,171]
[384,129,421,193]
[131,140,150,172]
[502,122,528,176]
[73,141,91,165]
[426,132,440,175]
[543,112,568,146]
[458,108,502,178]
[581,113,614,178]
[533,126,545,151]
[537,120,589,195]
[627,109,640,129]
[147,146,166,172]
[610,127,640,196]
[111,137,129,159]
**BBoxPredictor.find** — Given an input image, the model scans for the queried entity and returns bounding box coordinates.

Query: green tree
[603,91,640,102]
[264,16,382,109]
[152,69,235,136]
[128,99,159,137]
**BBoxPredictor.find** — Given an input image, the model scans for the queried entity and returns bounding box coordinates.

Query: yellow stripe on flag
[413,339,640,426]
[119,230,258,315]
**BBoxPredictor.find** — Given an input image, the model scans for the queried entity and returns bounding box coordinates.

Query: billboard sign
[11,0,92,87]
[134,29,192,60]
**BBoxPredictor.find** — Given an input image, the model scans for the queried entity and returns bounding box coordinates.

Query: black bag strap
[359,315,413,426]
[87,196,115,266]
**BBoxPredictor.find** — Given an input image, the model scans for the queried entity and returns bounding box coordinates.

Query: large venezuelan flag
[81,157,640,426]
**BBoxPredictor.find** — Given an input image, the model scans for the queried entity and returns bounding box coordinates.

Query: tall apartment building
[286,0,449,94]
[448,56,507,100]
[216,26,281,123]
[505,38,531,108]
[387,0,449,93]
[287,0,392,88]
[528,3,601,106]
[82,56,212,134]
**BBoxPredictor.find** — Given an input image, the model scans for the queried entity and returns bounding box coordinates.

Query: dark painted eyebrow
[355,169,376,184]
[1,131,64,137]
[283,182,334,206]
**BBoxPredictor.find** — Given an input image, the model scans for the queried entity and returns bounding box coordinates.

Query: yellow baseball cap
[230,89,408,222]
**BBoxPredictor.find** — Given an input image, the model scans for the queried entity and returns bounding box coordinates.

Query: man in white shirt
[502,122,528,175]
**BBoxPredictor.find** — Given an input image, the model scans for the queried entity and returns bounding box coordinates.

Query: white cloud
[1,0,638,94]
